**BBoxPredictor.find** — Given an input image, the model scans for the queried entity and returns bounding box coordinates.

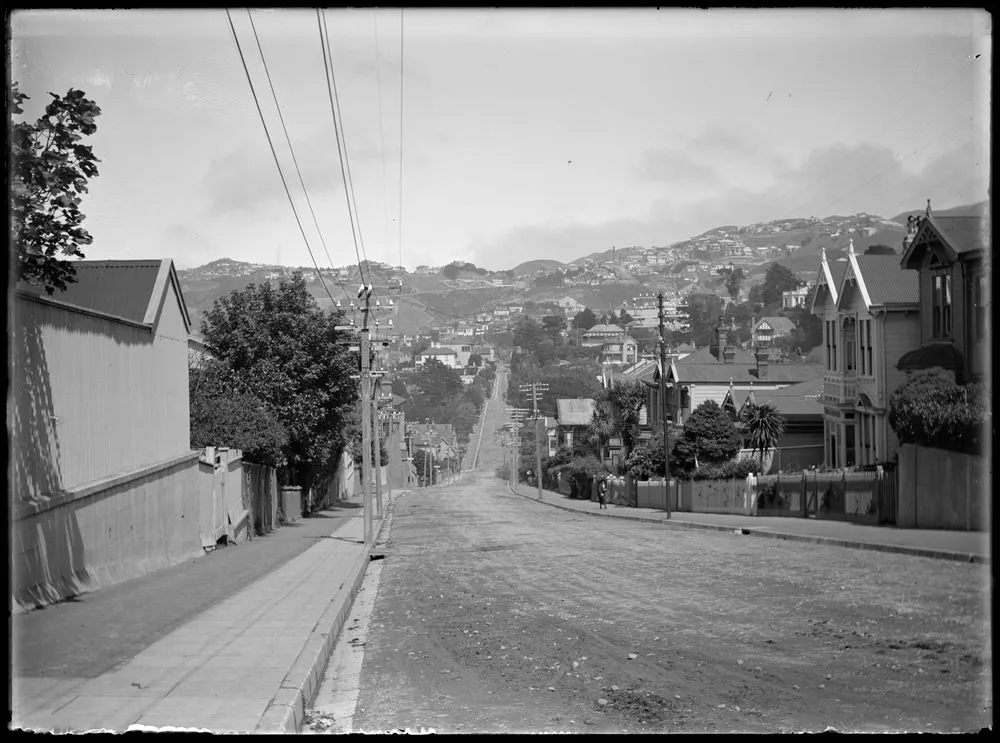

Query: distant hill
[512,259,564,276]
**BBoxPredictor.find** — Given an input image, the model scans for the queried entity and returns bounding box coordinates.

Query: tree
[739,402,787,460]
[589,380,646,470]
[717,265,747,302]
[468,352,483,367]
[189,358,288,467]
[684,293,725,347]
[11,83,103,294]
[441,263,462,280]
[888,367,989,455]
[513,316,546,355]
[572,307,598,331]
[618,309,635,326]
[672,400,741,472]
[199,272,358,494]
[542,314,566,343]
[760,262,801,309]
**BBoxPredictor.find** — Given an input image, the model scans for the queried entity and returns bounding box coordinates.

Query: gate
[876,466,898,525]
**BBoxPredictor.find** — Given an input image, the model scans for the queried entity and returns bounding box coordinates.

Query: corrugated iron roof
[855,254,919,305]
[43,260,164,324]
[583,323,625,335]
[556,398,596,426]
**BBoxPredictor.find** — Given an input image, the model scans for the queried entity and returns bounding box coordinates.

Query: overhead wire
[224,8,338,308]
[316,8,370,294]
[243,8,355,307]
[322,9,374,287]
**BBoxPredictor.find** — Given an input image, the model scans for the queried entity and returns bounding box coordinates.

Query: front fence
[750,468,898,525]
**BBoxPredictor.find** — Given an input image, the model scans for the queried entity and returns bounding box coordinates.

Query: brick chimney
[754,345,769,380]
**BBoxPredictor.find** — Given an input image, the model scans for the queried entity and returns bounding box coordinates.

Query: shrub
[888,367,990,455]
[756,482,789,510]
[690,456,763,481]
[552,455,607,498]
[671,400,741,472]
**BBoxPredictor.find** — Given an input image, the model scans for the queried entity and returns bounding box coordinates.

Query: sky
[10,8,992,272]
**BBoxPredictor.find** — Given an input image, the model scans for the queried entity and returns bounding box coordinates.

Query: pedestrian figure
[598,477,608,509]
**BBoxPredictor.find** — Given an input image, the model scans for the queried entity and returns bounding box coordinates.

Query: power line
[322,9,374,288]
[244,9,354,304]
[372,10,392,272]
[398,8,405,276]
[316,8,369,291]
[224,8,338,308]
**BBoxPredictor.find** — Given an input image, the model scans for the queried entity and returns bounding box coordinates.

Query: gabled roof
[419,347,457,356]
[811,251,848,314]
[753,316,796,335]
[842,250,919,308]
[18,259,191,333]
[901,213,988,269]
[556,398,596,426]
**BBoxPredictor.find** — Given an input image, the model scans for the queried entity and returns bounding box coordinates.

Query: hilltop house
[895,204,989,384]
[812,241,920,468]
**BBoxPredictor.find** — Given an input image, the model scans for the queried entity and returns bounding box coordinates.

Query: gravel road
[315,370,992,734]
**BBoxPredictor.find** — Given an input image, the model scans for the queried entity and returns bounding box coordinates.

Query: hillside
[512,259,564,276]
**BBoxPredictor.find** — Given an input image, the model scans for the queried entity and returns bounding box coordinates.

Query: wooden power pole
[519,383,548,499]
[657,292,672,519]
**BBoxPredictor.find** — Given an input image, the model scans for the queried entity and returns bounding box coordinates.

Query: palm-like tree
[739,402,787,461]
[589,379,647,470]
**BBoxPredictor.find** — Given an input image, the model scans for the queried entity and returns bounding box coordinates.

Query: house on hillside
[581,323,625,347]
[600,336,639,366]
[752,316,797,345]
[415,346,460,369]
[555,398,596,449]
[895,203,989,384]
[782,285,811,309]
[812,241,920,468]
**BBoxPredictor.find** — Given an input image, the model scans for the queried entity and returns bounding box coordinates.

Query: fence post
[800,472,807,518]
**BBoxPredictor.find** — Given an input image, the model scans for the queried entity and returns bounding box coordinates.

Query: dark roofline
[15,288,154,331]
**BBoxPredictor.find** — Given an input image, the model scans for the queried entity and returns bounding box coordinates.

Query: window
[843,318,855,373]
[974,274,988,340]
[858,319,873,376]
[932,273,952,338]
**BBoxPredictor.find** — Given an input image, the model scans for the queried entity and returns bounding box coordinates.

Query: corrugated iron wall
[12,291,190,500]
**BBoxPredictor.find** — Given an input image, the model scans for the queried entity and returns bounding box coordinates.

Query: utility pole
[657,292,672,519]
[371,376,383,519]
[519,383,548,499]
[505,407,528,490]
[359,285,375,546]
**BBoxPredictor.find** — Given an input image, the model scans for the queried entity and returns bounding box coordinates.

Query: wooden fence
[749,468,898,525]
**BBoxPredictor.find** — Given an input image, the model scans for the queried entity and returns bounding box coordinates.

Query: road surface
[307,368,991,734]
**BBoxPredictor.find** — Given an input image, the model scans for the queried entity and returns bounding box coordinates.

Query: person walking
[597,477,608,509]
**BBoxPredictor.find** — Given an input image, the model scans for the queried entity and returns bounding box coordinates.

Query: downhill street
[307,369,991,734]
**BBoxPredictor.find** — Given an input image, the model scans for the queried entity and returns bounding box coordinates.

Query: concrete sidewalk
[12,498,395,734]
[510,483,989,564]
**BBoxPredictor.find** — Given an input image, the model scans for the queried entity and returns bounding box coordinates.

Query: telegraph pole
[657,292,672,519]
[371,377,383,519]
[505,407,528,490]
[359,286,375,546]
[519,383,548,499]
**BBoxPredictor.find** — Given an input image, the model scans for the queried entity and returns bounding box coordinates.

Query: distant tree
[11,83,103,294]
[760,263,801,309]
[865,244,896,255]
[411,337,432,359]
[441,263,462,280]
[683,293,725,347]
[410,358,464,409]
[672,400,741,472]
[717,265,747,302]
[618,309,635,326]
[542,314,567,342]
[513,316,546,354]
[468,352,483,367]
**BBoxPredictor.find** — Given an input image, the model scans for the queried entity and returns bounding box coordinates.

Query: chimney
[711,316,726,361]
[755,345,769,380]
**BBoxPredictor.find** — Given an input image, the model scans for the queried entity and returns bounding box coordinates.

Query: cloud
[467,140,986,269]
[638,148,720,185]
